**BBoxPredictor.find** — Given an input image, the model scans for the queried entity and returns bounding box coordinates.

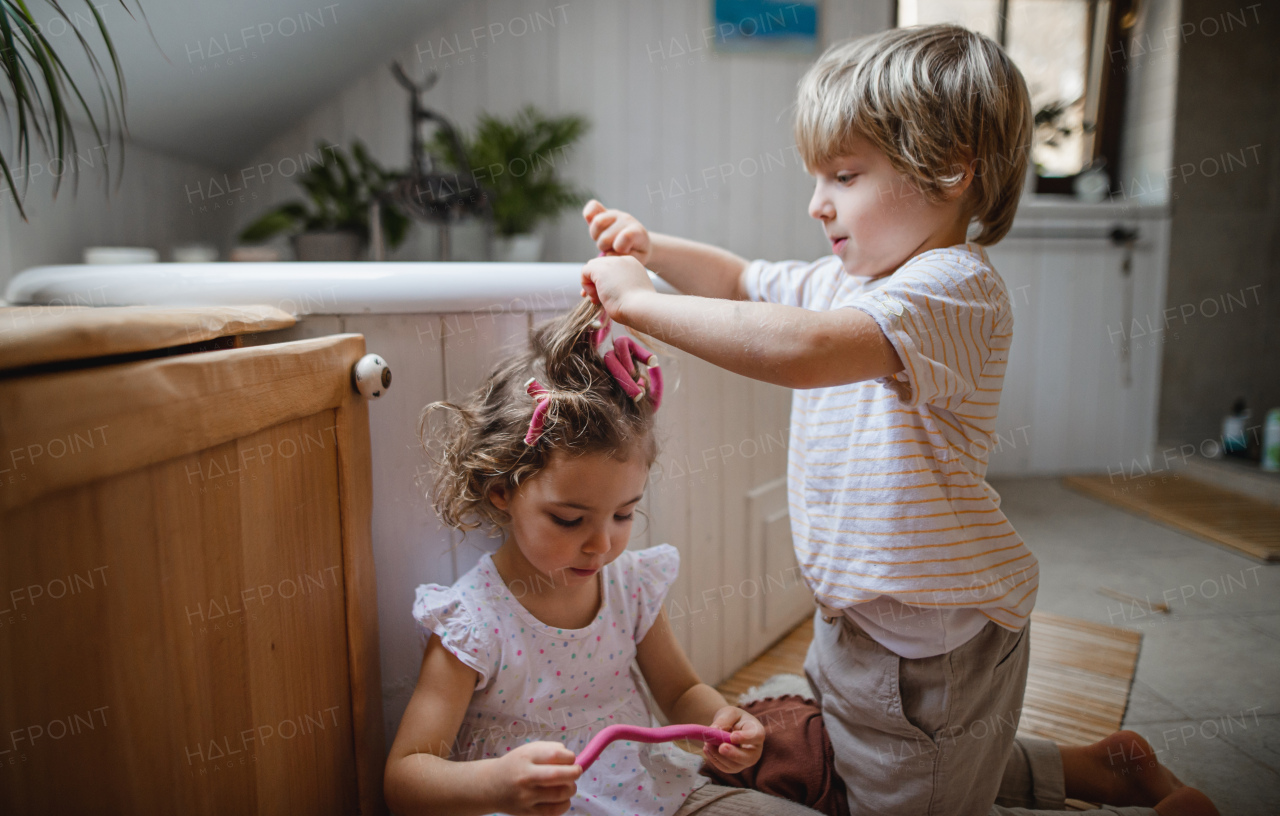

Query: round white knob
[352,353,391,399]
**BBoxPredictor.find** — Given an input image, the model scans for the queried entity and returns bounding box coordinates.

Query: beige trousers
[803,608,1158,816]
[673,782,826,815]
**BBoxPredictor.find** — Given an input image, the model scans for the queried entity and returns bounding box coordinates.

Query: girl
[385,300,825,816]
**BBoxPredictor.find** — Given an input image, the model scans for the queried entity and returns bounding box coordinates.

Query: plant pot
[292,231,364,262]
[492,233,543,263]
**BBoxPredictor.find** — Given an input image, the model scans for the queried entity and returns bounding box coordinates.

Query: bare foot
[1061,730,1215,811]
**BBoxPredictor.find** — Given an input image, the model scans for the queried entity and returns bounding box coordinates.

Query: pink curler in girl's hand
[574,724,733,771]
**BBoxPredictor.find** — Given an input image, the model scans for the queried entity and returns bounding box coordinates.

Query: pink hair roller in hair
[602,336,663,410]
[574,723,733,771]
[587,310,612,349]
[523,378,552,446]
[617,336,662,410]
[587,250,664,408]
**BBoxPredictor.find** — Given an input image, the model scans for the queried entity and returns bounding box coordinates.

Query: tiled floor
[992,476,1280,815]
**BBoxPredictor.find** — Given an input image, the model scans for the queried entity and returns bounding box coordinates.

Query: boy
[581,23,1215,816]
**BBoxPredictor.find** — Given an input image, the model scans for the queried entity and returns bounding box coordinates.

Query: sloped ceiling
[35,0,459,168]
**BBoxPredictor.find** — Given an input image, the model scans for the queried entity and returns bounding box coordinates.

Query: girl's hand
[489,741,582,816]
[584,199,652,265]
[580,255,657,323]
[701,706,765,775]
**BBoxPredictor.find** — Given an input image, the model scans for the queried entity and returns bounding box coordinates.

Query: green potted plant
[2,1,141,220]
[239,140,410,261]
[429,105,590,262]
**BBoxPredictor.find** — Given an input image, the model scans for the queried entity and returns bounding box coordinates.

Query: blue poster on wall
[713,0,820,53]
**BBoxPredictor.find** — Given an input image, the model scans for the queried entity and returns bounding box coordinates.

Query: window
[898,0,1135,194]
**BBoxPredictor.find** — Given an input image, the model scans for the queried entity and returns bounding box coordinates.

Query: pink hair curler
[581,258,665,410]
[574,723,733,771]
[587,309,612,349]
[647,365,664,410]
[602,336,662,409]
[602,346,644,401]
[524,377,553,446]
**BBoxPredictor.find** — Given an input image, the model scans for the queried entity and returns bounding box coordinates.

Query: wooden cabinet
[0,307,386,814]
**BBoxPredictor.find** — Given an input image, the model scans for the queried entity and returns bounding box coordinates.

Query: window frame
[895,0,1137,196]
[1033,0,1133,195]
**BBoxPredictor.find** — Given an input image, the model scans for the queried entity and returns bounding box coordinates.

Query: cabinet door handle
[352,353,392,399]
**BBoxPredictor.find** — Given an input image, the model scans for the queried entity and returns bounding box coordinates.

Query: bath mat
[1063,473,1280,562]
[716,618,816,704]
[716,612,1142,747]
[737,673,813,704]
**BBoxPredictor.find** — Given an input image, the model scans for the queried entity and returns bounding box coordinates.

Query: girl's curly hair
[419,299,660,535]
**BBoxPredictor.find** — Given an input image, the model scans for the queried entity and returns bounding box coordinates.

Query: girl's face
[489,447,650,591]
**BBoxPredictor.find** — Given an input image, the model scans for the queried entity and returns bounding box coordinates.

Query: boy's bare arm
[580,225,901,389]
[583,201,749,301]
[645,232,751,301]
[618,287,903,390]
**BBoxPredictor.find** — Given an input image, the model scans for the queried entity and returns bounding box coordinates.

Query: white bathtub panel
[649,346,696,658]
[441,310,531,581]
[684,354,725,682]
[719,361,754,681]
[340,313,452,744]
[755,478,811,647]
[442,311,529,400]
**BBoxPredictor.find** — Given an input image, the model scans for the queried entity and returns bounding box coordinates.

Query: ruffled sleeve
[412,584,498,691]
[623,543,681,644]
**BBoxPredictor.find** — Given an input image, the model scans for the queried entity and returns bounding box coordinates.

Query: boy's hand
[583,199,652,265]
[701,706,765,775]
[488,741,582,816]
[581,255,657,323]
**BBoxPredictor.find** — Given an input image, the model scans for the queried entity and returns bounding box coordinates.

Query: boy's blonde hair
[795,24,1033,245]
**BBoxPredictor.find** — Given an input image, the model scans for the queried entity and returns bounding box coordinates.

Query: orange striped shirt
[742,243,1037,643]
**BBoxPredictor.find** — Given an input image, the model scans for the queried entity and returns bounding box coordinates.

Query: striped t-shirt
[741,243,1037,657]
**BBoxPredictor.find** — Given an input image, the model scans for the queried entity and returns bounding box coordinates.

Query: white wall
[233,0,894,264]
[1,134,233,298]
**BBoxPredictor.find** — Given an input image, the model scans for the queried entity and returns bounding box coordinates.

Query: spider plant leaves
[1,0,143,220]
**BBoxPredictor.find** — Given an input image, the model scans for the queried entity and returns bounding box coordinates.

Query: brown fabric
[698,695,850,816]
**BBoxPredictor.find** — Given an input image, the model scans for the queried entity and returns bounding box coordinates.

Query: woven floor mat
[1064,473,1280,562]
[716,611,1141,747]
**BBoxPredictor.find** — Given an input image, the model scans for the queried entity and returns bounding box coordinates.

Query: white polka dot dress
[413,543,707,816]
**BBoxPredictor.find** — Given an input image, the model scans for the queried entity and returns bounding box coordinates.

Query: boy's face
[808,132,969,279]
